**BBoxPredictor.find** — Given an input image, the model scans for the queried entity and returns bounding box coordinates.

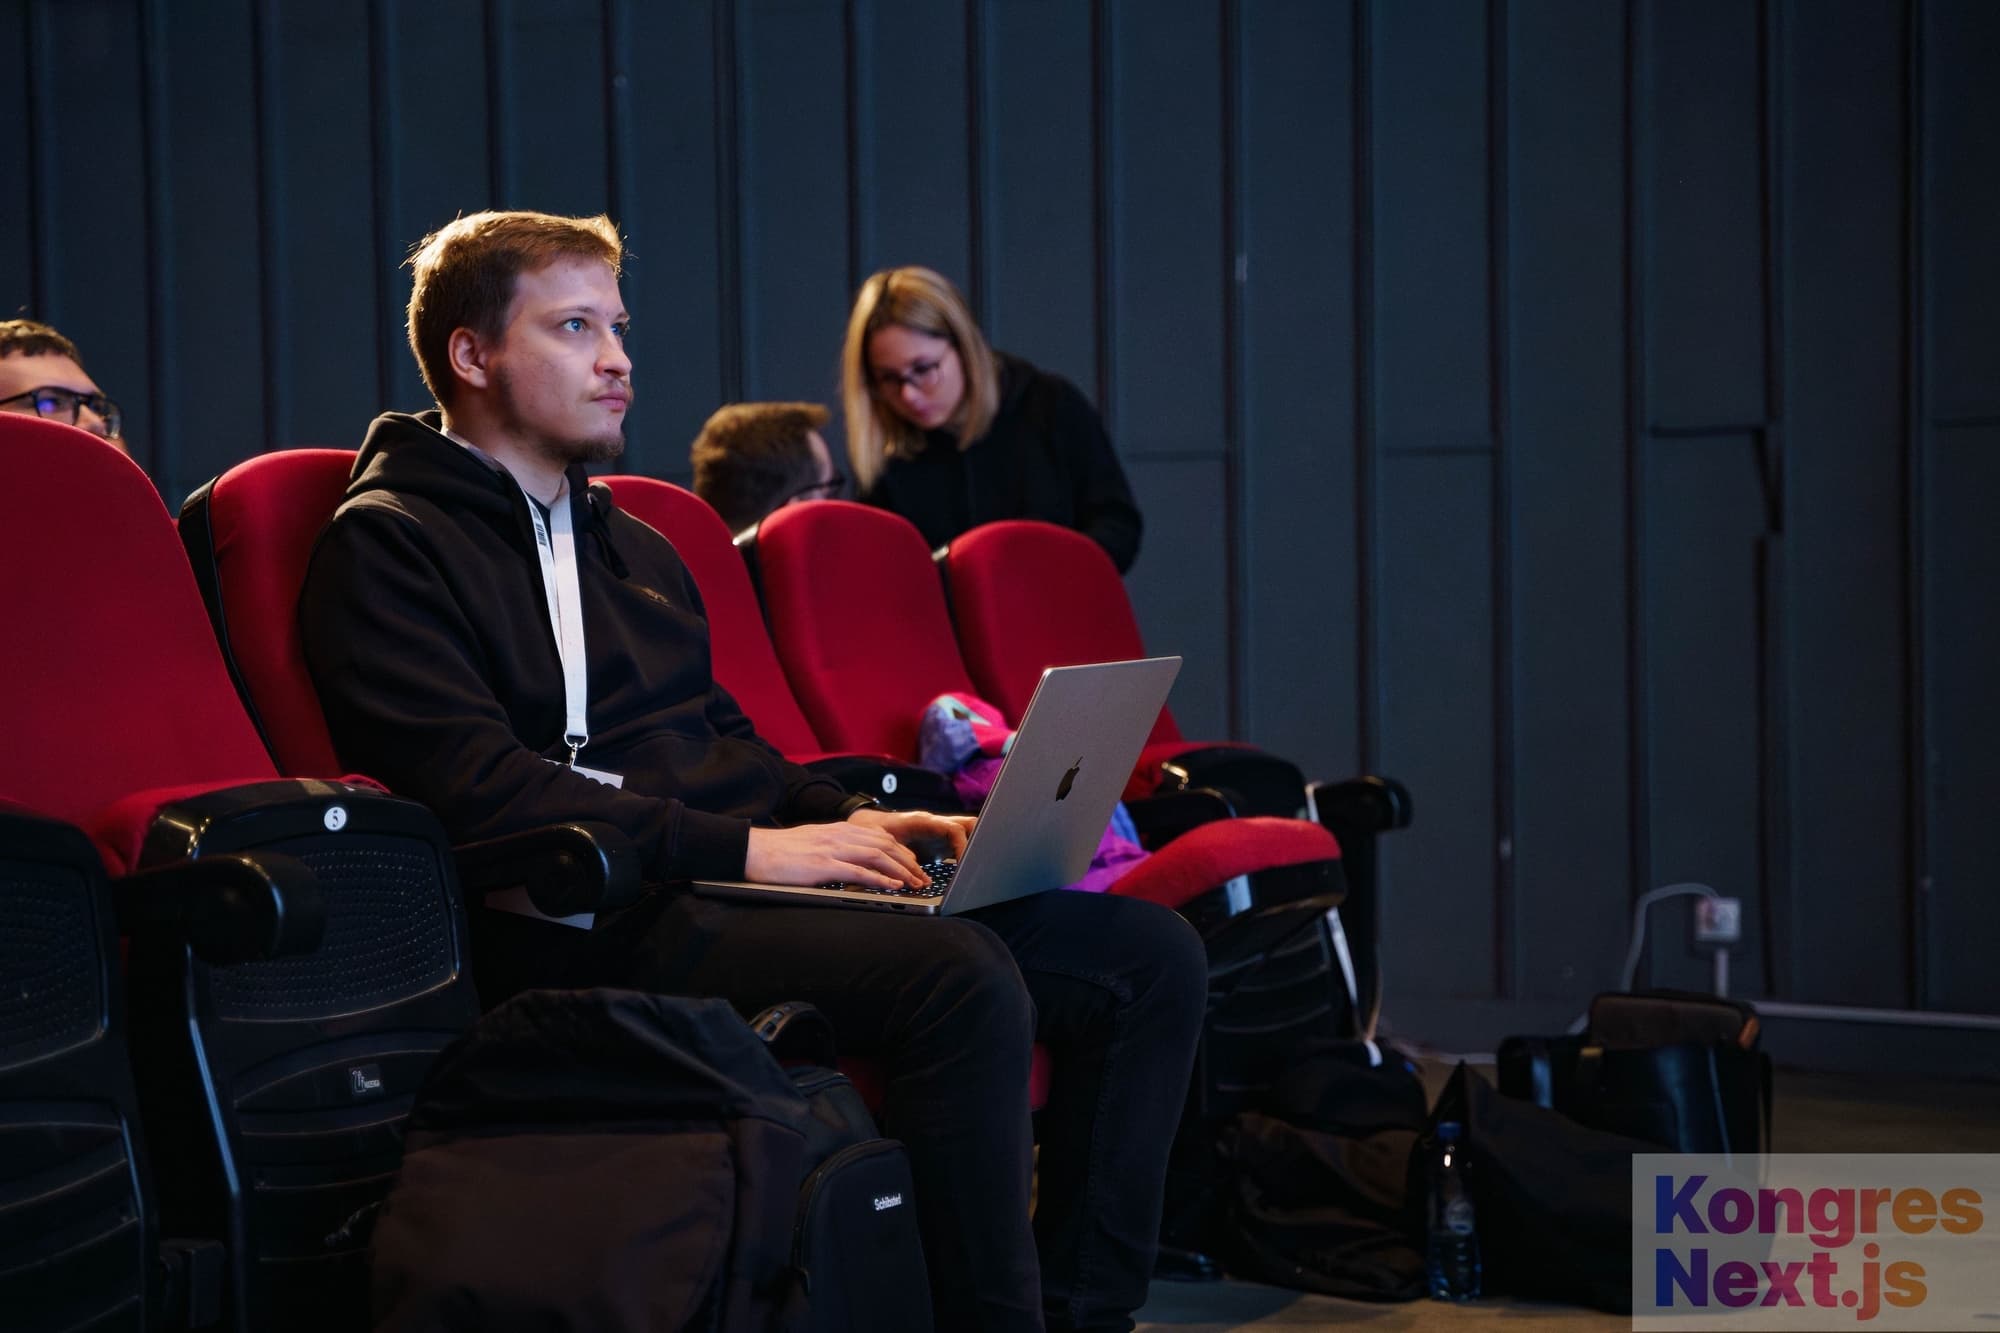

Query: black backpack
[369,988,933,1333]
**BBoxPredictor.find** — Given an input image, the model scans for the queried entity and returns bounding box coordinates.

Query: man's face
[485,256,633,467]
[0,352,129,456]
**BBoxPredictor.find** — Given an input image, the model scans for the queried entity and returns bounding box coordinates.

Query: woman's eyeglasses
[870,358,946,395]
[0,385,124,439]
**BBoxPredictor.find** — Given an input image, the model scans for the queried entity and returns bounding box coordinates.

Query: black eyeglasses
[778,470,847,505]
[0,386,123,440]
[870,357,947,395]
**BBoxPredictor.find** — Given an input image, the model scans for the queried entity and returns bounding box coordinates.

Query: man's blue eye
[611,322,629,339]
[564,318,585,332]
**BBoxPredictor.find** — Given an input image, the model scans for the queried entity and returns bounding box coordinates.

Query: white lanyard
[521,479,590,763]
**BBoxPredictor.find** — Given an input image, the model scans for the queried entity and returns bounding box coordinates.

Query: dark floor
[1133,1062,2000,1331]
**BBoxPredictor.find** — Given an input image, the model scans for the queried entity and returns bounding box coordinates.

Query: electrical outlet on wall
[1694,896,1743,945]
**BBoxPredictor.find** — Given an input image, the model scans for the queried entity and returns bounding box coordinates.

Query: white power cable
[1566,881,1722,1033]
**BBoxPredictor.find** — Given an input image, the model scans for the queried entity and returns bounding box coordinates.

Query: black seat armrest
[800,756,965,812]
[454,821,642,918]
[1306,775,1413,836]
[113,851,325,965]
[1123,787,1237,850]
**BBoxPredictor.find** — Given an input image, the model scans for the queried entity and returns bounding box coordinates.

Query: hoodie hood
[348,410,629,577]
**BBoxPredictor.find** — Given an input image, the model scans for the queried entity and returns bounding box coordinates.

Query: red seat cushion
[1108,817,1342,910]
[599,476,822,757]
[945,520,1184,747]
[757,501,977,760]
[195,448,357,776]
[0,416,280,827]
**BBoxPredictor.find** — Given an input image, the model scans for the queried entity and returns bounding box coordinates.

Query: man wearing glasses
[0,319,127,456]
[689,400,844,535]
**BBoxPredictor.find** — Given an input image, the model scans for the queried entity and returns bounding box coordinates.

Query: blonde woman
[840,267,1143,573]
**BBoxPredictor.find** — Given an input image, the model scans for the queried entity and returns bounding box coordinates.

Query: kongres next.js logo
[1634,1154,2000,1330]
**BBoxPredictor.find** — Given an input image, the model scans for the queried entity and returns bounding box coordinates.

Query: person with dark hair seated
[689,400,843,535]
[841,267,1142,573]
[299,209,1205,1333]
[0,318,128,456]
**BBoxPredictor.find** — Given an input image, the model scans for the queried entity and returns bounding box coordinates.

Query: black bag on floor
[370,989,932,1333]
[1498,990,1773,1155]
[1429,1060,1653,1314]
[1212,1043,1428,1301]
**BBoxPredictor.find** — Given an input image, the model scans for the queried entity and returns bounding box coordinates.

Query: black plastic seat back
[0,810,157,1331]
[122,784,480,1332]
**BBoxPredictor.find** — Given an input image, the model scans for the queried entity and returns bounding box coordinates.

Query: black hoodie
[858,352,1144,573]
[299,411,852,882]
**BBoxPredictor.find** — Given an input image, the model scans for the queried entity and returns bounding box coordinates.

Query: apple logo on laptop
[1055,758,1082,801]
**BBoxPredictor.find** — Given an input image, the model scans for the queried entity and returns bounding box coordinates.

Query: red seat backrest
[599,476,823,757]
[0,416,279,825]
[187,448,357,776]
[755,501,976,760]
[945,520,1183,746]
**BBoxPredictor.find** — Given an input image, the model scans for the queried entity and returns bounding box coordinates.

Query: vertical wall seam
[1902,0,1929,1011]
[368,0,398,414]
[1757,0,1792,1001]
[714,0,743,402]
[1222,0,1246,739]
[139,0,173,489]
[1354,0,1379,772]
[966,0,988,319]
[251,0,286,448]
[1489,0,1517,1000]
[604,0,633,227]
[1090,0,1115,428]
[23,0,51,316]
[1624,0,1652,909]
[485,0,512,205]
[843,0,864,295]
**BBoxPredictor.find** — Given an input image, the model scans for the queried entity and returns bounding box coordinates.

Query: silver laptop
[691,656,1181,915]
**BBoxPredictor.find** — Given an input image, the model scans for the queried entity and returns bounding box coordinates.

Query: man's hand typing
[744,820,933,889]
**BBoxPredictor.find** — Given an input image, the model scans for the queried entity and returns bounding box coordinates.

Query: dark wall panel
[1370,0,1489,452]
[1923,425,2000,1012]
[494,0,607,217]
[1924,0,2000,420]
[737,0,849,406]
[1124,457,1230,742]
[156,0,264,497]
[1236,0,1360,781]
[1643,0,1768,429]
[379,0,492,417]
[1,3,31,313]
[267,5,380,450]
[1507,0,1632,1002]
[1780,0,1908,1007]
[38,0,152,459]
[1644,435,1770,996]
[622,0,723,476]
[979,0,1097,388]
[1108,0,1226,457]
[854,0,971,292]
[1377,455,1497,999]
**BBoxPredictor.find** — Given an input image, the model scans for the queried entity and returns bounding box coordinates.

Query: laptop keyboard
[820,859,957,898]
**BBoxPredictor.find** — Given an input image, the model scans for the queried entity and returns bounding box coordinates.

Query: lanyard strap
[522,480,590,763]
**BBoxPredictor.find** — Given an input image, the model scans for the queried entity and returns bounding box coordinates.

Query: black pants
[576,886,1207,1333]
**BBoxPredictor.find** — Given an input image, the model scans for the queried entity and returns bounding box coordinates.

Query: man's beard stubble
[493,367,628,468]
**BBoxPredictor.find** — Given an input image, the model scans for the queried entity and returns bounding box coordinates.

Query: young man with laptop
[298,210,1205,1333]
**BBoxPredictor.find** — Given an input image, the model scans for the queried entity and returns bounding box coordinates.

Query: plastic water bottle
[1425,1121,1482,1301]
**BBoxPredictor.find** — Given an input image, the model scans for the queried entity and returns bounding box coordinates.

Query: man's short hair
[0,318,84,364]
[405,210,623,407]
[690,401,832,532]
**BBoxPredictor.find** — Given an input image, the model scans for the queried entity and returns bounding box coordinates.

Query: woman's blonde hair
[840,266,1000,492]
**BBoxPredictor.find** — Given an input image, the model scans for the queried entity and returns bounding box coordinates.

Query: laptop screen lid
[938,655,1181,914]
